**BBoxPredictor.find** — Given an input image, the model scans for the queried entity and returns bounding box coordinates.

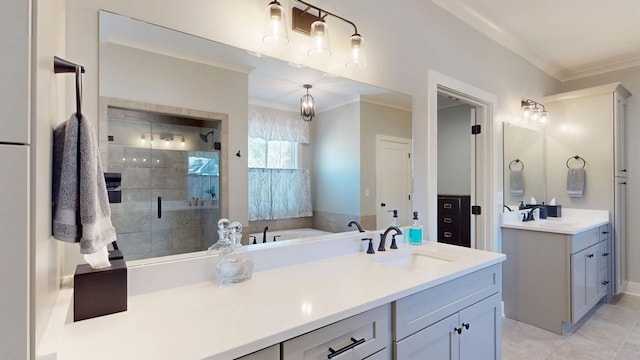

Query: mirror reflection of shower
[200,130,215,147]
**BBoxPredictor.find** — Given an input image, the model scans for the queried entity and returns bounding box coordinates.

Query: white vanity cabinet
[393,264,502,359]
[503,224,609,334]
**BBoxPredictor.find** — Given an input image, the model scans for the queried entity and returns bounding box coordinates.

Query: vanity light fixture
[140,132,185,147]
[521,99,549,125]
[263,1,289,45]
[300,84,315,121]
[291,0,366,68]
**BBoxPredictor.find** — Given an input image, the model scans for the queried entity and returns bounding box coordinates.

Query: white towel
[509,169,524,196]
[52,114,116,265]
[567,168,585,198]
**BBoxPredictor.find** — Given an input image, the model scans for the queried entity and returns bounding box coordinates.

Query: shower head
[199,130,215,143]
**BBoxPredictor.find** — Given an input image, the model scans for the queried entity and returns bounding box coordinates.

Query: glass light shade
[263,1,289,45]
[308,20,331,57]
[539,111,549,124]
[531,107,540,121]
[346,34,367,69]
[522,104,532,119]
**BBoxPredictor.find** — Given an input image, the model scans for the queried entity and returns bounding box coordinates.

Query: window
[248,138,297,169]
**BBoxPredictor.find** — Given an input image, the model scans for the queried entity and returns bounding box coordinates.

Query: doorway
[376,135,412,229]
[426,71,496,252]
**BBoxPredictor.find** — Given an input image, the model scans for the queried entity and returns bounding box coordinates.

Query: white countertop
[501,208,609,235]
[50,236,505,360]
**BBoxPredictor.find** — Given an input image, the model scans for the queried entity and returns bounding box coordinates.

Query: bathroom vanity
[501,209,610,334]
[45,233,504,359]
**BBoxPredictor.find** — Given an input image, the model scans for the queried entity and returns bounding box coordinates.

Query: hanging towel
[509,169,525,196]
[567,168,585,197]
[52,114,117,259]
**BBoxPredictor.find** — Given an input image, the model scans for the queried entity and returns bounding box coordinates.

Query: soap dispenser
[209,219,254,284]
[409,211,423,245]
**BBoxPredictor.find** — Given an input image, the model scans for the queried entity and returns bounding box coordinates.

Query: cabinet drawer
[236,345,279,360]
[438,227,459,240]
[599,267,610,295]
[282,304,390,360]
[438,215,460,227]
[599,224,610,241]
[364,347,389,360]
[599,240,610,270]
[438,198,461,213]
[571,228,600,254]
[393,264,501,340]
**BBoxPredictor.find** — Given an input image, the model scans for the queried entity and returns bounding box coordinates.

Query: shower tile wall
[107,108,220,261]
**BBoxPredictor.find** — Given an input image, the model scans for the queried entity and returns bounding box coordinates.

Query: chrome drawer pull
[444,203,452,209]
[327,337,365,359]
[444,217,452,223]
[444,232,452,238]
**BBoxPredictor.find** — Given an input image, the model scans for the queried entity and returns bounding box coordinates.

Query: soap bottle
[388,209,398,227]
[409,211,423,245]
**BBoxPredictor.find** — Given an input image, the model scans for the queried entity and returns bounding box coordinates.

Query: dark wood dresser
[437,195,471,247]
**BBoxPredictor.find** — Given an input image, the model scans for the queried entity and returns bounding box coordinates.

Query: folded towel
[567,168,585,197]
[52,114,116,260]
[510,169,524,196]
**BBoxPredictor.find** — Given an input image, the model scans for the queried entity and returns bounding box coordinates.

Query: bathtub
[249,228,332,243]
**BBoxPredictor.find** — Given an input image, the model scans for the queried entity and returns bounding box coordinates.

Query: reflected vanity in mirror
[98,11,412,262]
[503,123,545,209]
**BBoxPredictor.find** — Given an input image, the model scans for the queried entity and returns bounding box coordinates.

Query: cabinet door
[394,313,459,360]
[459,293,501,360]
[614,93,628,177]
[572,244,599,322]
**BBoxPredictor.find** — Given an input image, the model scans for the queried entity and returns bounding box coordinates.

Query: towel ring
[566,155,586,169]
[508,159,524,171]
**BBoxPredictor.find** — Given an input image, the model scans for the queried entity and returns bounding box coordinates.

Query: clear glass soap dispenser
[209,218,254,284]
[409,211,423,245]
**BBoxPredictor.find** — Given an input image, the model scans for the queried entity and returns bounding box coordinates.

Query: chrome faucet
[348,221,365,233]
[379,226,402,251]
[262,225,269,243]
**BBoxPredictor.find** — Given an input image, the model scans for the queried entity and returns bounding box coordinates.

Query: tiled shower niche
[106,107,222,261]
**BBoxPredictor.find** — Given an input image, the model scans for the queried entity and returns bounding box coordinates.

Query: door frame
[426,70,497,252]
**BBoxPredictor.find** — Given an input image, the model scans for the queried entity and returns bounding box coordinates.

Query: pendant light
[263,1,289,45]
[300,84,315,121]
[308,20,331,57]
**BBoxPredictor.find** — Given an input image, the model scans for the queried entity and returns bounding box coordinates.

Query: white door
[376,136,412,229]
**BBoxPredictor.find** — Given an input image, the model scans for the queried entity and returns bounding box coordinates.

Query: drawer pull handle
[603,252,609,257]
[454,327,462,334]
[327,337,365,359]
[602,280,610,285]
[444,232,452,238]
[462,322,470,330]
[444,218,452,223]
[587,254,594,258]
[602,231,609,234]
[444,203,452,209]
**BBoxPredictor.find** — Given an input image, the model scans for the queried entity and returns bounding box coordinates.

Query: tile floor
[502,294,640,359]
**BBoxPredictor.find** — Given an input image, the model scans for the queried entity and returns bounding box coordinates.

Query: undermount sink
[371,249,454,271]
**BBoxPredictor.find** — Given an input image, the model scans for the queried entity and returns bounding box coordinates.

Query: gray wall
[438,104,473,195]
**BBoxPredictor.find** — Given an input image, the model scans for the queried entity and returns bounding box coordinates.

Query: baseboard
[622,281,640,296]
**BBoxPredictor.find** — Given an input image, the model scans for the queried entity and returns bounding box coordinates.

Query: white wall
[360,101,412,217]
[313,102,360,216]
[437,104,473,195]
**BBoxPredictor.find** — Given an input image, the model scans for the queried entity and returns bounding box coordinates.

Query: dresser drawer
[438,198,461,213]
[282,304,390,360]
[393,264,501,341]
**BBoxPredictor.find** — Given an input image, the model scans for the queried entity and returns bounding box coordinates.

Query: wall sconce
[521,99,549,124]
[263,1,289,45]
[268,0,366,68]
[300,84,315,121]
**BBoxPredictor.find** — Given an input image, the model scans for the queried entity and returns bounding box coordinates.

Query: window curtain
[248,168,312,220]
[249,112,309,143]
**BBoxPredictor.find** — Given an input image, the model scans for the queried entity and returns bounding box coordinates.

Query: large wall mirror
[503,123,545,209]
[99,11,413,262]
